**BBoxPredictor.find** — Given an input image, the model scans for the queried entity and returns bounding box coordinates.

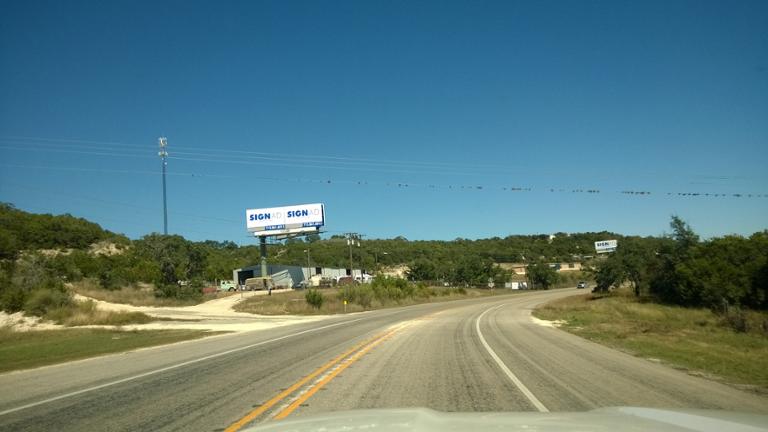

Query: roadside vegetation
[69,279,234,307]
[535,290,768,390]
[0,328,216,373]
[0,202,601,324]
[590,216,766,311]
[235,278,506,315]
[535,216,768,390]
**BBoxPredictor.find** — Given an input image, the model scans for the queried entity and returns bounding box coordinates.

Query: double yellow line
[224,326,402,432]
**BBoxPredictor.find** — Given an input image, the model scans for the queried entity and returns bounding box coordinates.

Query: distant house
[498,263,528,275]
[498,262,583,275]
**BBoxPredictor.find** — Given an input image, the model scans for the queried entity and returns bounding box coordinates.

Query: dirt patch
[0,311,62,332]
[530,315,565,328]
[89,241,125,256]
[71,290,329,333]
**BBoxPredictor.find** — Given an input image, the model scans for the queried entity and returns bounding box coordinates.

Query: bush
[344,285,373,308]
[414,282,435,298]
[98,269,124,290]
[154,283,203,301]
[305,289,324,309]
[371,277,413,302]
[1,285,27,313]
[23,287,72,317]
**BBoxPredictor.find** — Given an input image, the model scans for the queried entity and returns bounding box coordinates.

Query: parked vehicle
[335,276,358,285]
[244,277,275,291]
[271,270,294,289]
[577,281,587,289]
[218,280,237,292]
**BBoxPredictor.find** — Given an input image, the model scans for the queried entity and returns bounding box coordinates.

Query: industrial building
[232,265,365,288]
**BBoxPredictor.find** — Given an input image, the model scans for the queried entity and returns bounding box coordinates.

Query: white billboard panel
[595,239,618,254]
[246,203,325,234]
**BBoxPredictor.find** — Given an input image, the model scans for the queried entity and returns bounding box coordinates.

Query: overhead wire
[9,135,760,181]
[1,137,766,199]
[0,136,504,172]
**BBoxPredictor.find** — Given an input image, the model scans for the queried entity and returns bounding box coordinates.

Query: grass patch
[49,300,156,326]
[234,286,509,315]
[534,290,768,390]
[0,328,217,373]
[70,279,231,307]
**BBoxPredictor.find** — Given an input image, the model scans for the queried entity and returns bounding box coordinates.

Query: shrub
[0,285,27,313]
[23,287,72,317]
[154,283,203,301]
[345,285,373,308]
[305,289,324,309]
[371,277,412,302]
[721,307,749,333]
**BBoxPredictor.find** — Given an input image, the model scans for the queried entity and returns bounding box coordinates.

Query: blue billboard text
[249,213,271,221]
[287,209,310,218]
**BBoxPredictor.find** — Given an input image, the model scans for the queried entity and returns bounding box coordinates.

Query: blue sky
[1,0,766,243]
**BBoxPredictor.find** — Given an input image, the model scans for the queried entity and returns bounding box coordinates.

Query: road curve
[0,289,765,431]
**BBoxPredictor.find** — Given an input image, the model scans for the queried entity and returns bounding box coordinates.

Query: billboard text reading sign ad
[595,240,618,254]
[246,203,325,234]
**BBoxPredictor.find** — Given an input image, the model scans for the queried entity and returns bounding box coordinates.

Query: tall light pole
[158,137,168,235]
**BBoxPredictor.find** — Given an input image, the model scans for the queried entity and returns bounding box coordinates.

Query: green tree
[650,216,700,305]
[406,259,438,281]
[527,260,559,290]
[0,229,19,261]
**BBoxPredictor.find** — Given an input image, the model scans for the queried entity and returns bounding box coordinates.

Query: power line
[0,135,497,170]
[2,162,765,199]
[1,179,241,224]
[3,135,765,182]
[0,141,505,177]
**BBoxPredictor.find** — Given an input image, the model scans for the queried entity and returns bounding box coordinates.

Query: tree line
[594,216,767,310]
[2,203,765,315]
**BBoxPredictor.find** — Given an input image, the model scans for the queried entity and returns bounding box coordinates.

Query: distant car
[217,280,237,292]
[335,276,358,285]
[577,281,587,289]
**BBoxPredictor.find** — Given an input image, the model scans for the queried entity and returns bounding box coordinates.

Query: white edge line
[0,317,364,417]
[475,304,549,412]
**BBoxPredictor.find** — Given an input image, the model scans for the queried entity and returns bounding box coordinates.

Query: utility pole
[303,248,311,286]
[158,137,168,235]
[345,233,362,278]
[261,236,269,294]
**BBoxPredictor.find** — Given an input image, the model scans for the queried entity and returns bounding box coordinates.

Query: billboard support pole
[260,236,270,295]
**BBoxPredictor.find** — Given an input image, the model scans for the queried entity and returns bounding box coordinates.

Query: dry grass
[41,299,155,326]
[534,290,768,390]
[234,287,508,315]
[70,279,232,307]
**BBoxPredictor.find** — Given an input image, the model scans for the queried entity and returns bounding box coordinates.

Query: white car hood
[245,407,768,432]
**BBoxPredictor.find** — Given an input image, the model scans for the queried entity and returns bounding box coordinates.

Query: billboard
[595,240,618,254]
[246,203,325,236]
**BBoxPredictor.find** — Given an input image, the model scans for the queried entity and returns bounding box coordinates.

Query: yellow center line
[272,327,401,420]
[223,330,393,432]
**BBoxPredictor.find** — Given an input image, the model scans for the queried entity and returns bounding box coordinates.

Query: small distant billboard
[246,203,325,237]
[595,240,618,254]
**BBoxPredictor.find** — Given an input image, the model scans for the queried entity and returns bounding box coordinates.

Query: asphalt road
[1,289,766,431]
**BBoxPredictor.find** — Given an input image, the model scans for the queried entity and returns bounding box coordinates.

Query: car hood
[244,407,768,432]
